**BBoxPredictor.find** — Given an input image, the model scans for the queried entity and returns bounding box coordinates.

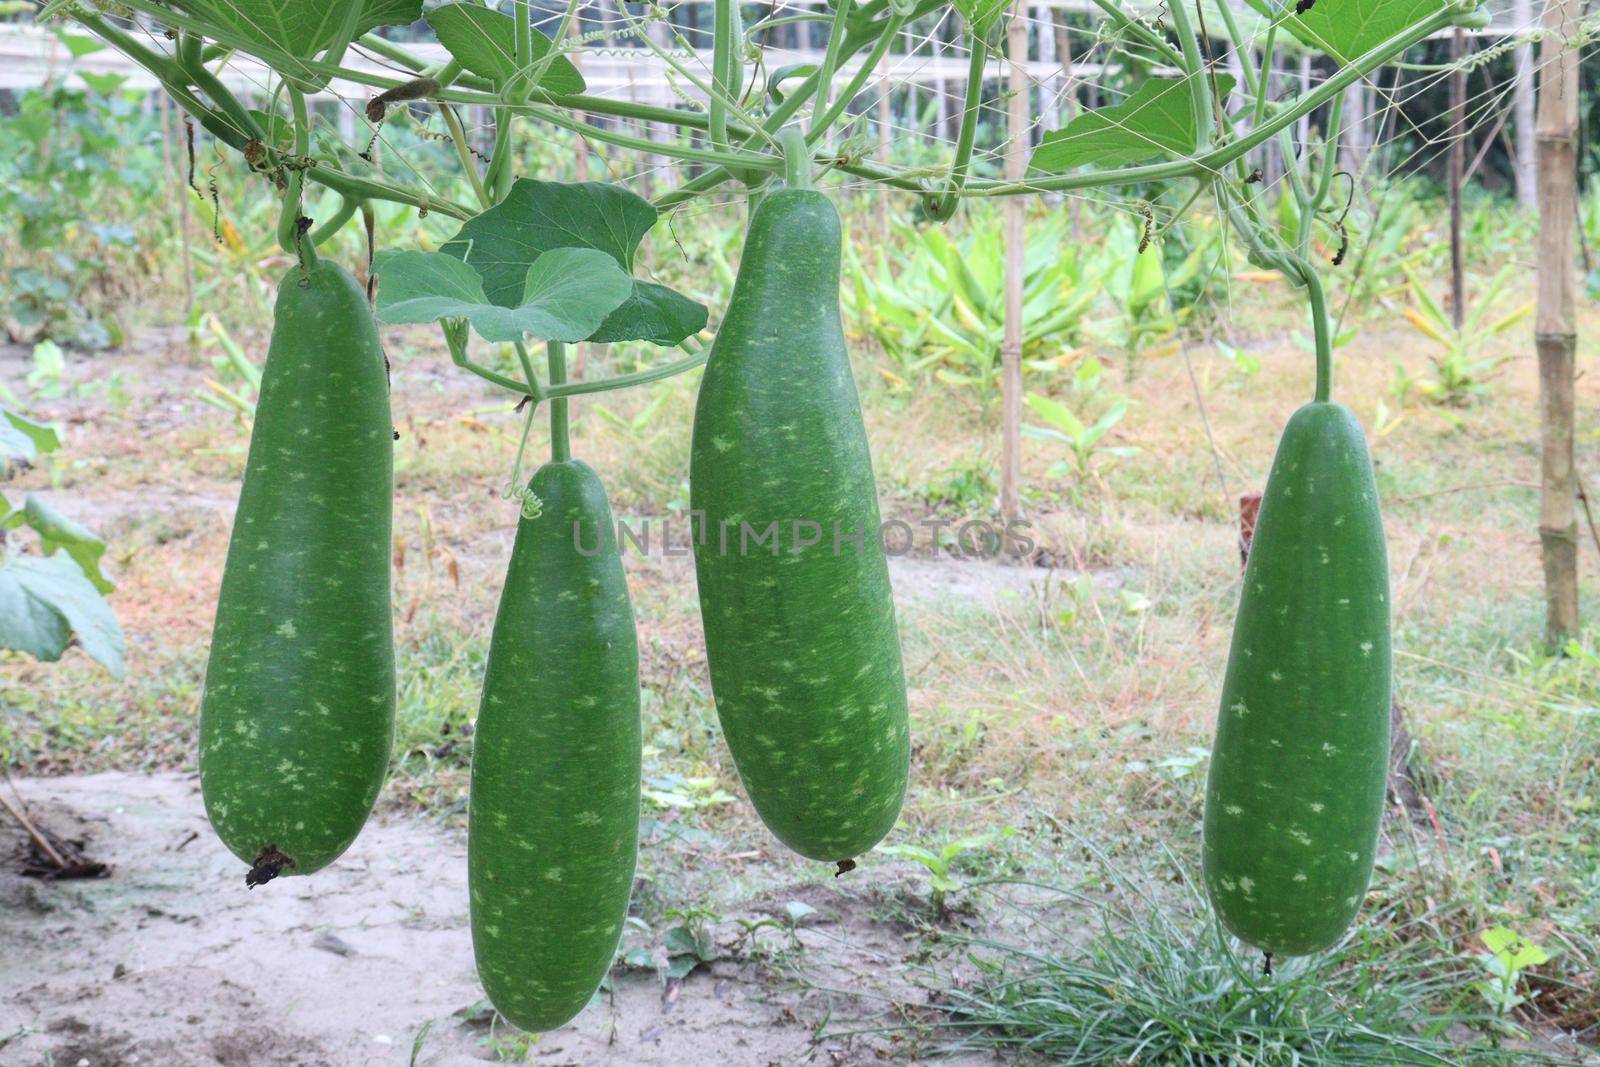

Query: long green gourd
[469,460,641,1032]
[200,261,395,886]
[1203,401,1391,959]
[689,182,910,864]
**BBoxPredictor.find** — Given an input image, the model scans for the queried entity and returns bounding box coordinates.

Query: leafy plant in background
[26,340,68,399]
[1023,392,1137,482]
[0,65,167,347]
[618,908,724,981]
[1211,338,1260,382]
[843,210,1100,397]
[0,406,123,675]
[640,773,736,813]
[1093,214,1215,361]
[1399,265,1532,407]
[878,827,1016,916]
[1333,192,1435,313]
[1472,926,1551,1028]
[192,313,263,421]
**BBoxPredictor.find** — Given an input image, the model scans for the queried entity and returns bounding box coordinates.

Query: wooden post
[1449,28,1466,329]
[1000,1,1027,523]
[1513,0,1538,209]
[1536,0,1581,644]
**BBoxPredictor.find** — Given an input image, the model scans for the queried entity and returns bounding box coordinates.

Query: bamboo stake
[1000,1,1027,525]
[1513,0,1538,209]
[1536,0,1581,644]
[1449,28,1465,329]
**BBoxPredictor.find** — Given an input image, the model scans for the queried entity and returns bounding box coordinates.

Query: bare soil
[1,773,985,1067]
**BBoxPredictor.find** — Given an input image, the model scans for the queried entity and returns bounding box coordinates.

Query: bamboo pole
[1000,2,1027,525]
[1449,29,1466,329]
[1513,0,1538,209]
[1536,0,1581,644]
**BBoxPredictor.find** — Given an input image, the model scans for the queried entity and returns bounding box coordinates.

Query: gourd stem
[1306,269,1333,404]
[308,195,361,246]
[547,341,571,463]
[780,126,812,189]
[278,86,314,262]
[710,0,733,149]
[1216,183,1331,404]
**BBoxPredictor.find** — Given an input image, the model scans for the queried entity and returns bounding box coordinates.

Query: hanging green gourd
[689,129,911,865]
[1202,266,1392,964]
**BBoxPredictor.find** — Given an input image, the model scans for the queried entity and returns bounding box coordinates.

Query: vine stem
[804,13,906,146]
[543,345,707,400]
[924,32,988,219]
[1218,184,1331,405]
[810,0,853,135]
[308,195,360,246]
[443,320,531,394]
[547,341,571,463]
[965,7,1460,198]
[73,12,475,220]
[277,86,313,262]
[1164,0,1211,153]
[440,104,490,207]
[781,127,813,188]
[1306,269,1333,404]
[711,0,734,148]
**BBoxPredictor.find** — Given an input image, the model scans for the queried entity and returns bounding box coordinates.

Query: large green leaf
[166,0,421,61]
[425,3,585,94]
[0,406,60,463]
[19,496,114,594]
[442,180,708,346]
[1031,76,1236,173]
[589,282,709,347]
[1281,0,1447,64]
[0,553,124,675]
[444,180,658,300]
[374,247,632,343]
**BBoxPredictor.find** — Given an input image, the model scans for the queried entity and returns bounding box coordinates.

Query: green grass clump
[920,860,1562,1066]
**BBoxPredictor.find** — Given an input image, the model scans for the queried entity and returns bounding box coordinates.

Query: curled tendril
[917,177,961,223]
[1138,203,1155,254]
[833,129,875,168]
[767,62,818,106]
[502,481,544,520]
[1325,170,1356,266]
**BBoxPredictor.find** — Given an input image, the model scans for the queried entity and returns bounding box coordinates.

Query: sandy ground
[1,773,987,1067]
